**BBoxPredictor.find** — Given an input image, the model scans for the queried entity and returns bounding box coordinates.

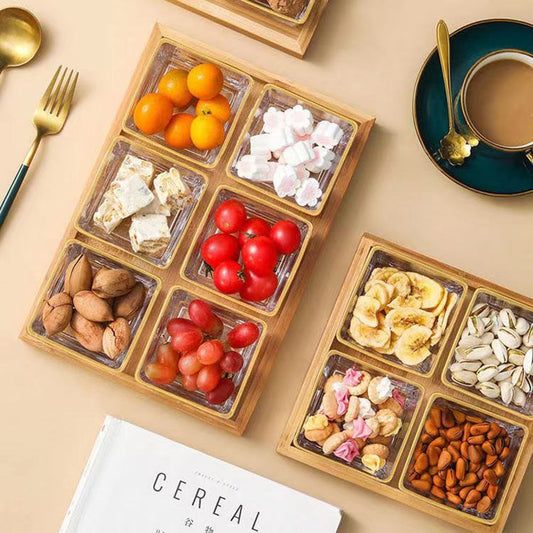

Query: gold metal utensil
[0,66,79,228]
[0,7,42,74]
[436,20,471,166]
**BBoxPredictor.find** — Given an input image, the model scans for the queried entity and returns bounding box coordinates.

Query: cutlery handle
[0,164,29,228]
[436,20,454,132]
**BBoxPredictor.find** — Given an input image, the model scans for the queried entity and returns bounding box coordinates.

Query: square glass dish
[123,40,253,168]
[27,240,160,372]
[227,84,357,216]
[240,0,316,24]
[294,350,424,483]
[76,137,207,268]
[337,246,467,377]
[181,186,312,316]
[400,394,528,525]
[135,286,266,418]
[442,288,533,420]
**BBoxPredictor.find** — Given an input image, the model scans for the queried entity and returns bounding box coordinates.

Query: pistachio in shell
[42,292,73,335]
[71,311,105,352]
[102,318,131,360]
[113,282,146,319]
[73,291,114,322]
[92,268,136,298]
[64,254,93,297]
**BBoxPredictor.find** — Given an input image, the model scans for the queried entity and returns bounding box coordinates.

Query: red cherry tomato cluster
[201,199,302,302]
[144,298,260,405]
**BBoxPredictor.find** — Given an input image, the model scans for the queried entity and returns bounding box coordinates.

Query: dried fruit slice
[395,325,432,365]
[375,333,400,355]
[349,316,390,348]
[385,307,435,336]
[353,295,381,327]
[428,288,448,317]
[388,293,423,310]
[365,280,394,310]
[431,291,458,346]
[388,272,411,298]
[407,272,445,309]
[366,267,399,286]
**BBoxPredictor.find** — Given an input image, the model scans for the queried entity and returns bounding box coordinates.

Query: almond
[447,444,460,462]
[424,418,439,437]
[459,473,478,487]
[495,437,504,455]
[437,449,451,471]
[431,486,446,499]
[467,435,485,445]
[476,496,492,514]
[102,318,131,360]
[429,406,442,428]
[113,282,146,319]
[482,441,496,455]
[445,469,457,489]
[476,479,489,492]
[64,254,93,297]
[463,422,471,441]
[487,484,499,500]
[442,409,455,428]
[468,445,483,464]
[466,414,484,424]
[42,292,72,335]
[433,474,445,488]
[452,409,466,425]
[459,486,473,499]
[483,469,498,486]
[487,423,500,440]
[499,446,510,460]
[455,457,466,480]
[494,460,505,478]
[429,436,446,448]
[73,291,114,322]
[470,423,490,436]
[428,446,440,466]
[71,312,104,352]
[411,479,431,492]
[446,426,463,441]
[447,492,462,505]
[414,452,429,474]
[460,441,469,459]
[465,489,481,505]
[485,454,498,467]
[92,268,136,298]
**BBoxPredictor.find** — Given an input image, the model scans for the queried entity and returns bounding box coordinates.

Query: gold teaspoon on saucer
[436,19,471,166]
[0,7,42,74]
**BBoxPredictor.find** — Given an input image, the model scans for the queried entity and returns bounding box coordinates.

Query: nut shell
[71,312,104,352]
[73,291,114,322]
[92,268,136,298]
[113,282,146,319]
[42,292,73,335]
[64,254,93,297]
[102,318,131,360]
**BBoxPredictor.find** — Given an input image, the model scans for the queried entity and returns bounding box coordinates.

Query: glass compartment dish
[400,394,528,525]
[337,246,467,377]
[76,137,207,268]
[240,0,316,24]
[135,286,266,417]
[227,85,357,215]
[442,288,533,419]
[294,351,424,483]
[28,240,160,372]
[123,40,252,168]
[181,186,312,316]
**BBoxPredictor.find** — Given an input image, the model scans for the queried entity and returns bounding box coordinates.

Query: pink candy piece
[352,417,372,440]
[306,146,335,173]
[295,177,322,208]
[250,134,272,157]
[262,107,286,133]
[282,140,315,167]
[334,385,350,416]
[392,388,406,408]
[268,126,295,152]
[284,104,314,136]
[236,155,271,181]
[273,165,300,198]
[343,367,363,387]
[311,120,344,149]
[334,439,360,463]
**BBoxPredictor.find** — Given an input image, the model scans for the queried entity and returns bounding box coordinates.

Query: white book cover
[60,416,342,533]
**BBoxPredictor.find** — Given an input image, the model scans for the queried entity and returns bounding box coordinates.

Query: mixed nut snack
[449,301,533,409]
[406,404,514,517]
[42,253,145,360]
[348,266,457,366]
[266,0,309,18]
[302,364,407,475]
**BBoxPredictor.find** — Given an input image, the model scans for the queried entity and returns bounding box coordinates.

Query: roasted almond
[459,473,478,487]
[486,454,498,467]
[459,486,473,500]
[421,433,433,444]
[500,446,510,460]
[411,479,431,492]
[442,409,455,428]
[446,426,463,441]
[468,445,483,464]
[113,282,146,319]
[467,435,485,445]
[487,484,499,500]
[477,464,487,479]
[483,469,498,485]
[487,422,500,440]
[470,423,490,436]
[477,496,492,514]
[447,492,462,505]
[433,474,445,488]
[482,441,496,455]
[465,489,482,505]
[42,292,73,335]
[437,449,452,471]
[420,472,432,482]
[495,437,504,455]
[429,436,446,448]
[64,254,93,297]
[460,441,469,459]
[455,457,466,480]
[494,460,505,478]
[429,465,438,476]
[431,486,446,499]
[463,422,471,441]
[476,479,489,492]
[428,446,440,466]
[447,444,460,462]
[92,268,136,298]
[445,469,457,489]
[429,406,442,428]
[452,409,466,425]
[414,452,429,474]
[469,462,481,474]
[466,414,484,424]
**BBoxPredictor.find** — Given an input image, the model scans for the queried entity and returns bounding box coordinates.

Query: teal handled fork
[0,66,78,228]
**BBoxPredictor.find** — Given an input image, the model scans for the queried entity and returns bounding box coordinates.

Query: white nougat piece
[93,196,124,234]
[153,168,192,212]
[108,174,154,218]
[136,196,171,217]
[129,214,170,254]
[116,155,154,186]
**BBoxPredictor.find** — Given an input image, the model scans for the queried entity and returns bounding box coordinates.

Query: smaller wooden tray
[278,233,533,533]
[166,0,329,58]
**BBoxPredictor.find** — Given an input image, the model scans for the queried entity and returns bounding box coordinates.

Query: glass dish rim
[398,392,530,525]
[26,238,162,374]
[441,286,533,421]
[238,0,317,25]
[179,183,313,317]
[292,348,426,484]
[225,83,359,217]
[133,284,268,419]
[335,244,469,378]
[74,135,209,270]
[121,37,255,170]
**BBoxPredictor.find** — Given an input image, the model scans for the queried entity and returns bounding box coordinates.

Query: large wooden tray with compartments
[166,0,328,58]
[19,24,374,435]
[278,233,533,532]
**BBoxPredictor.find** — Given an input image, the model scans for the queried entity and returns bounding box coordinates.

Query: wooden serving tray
[166,0,328,58]
[20,24,374,435]
[278,233,533,532]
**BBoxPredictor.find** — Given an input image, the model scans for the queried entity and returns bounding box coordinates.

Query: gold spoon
[0,7,42,74]
[436,19,471,166]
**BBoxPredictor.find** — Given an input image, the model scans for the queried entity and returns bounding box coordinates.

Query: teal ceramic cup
[454,49,533,165]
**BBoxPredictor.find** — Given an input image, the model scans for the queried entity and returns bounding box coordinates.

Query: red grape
[169,322,204,353]
[156,343,180,373]
[178,352,204,376]
[145,362,177,385]
[227,322,260,348]
[196,364,222,393]
[182,373,198,392]
[167,317,195,337]
[188,299,223,336]
[220,351,244,374]
[207,378,235,404]
[197,339,224,365]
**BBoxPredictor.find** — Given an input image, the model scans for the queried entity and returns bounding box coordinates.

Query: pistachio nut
[459,335,484,349]
[515,317,529,336]
[524,349,533,375]
[480,331,494,344]
[521,375,532,394]
[508,349,525,367]
[491,339,508,364]
[451,370,477,387]
[511,367,525,388]
[450,361,482,373]
[499,308,516,329]
[513,387,527,408]
[472,303,490,318]
[499,381,514,405]
[475,381,500,399]
[476,365,499,383]
[64,254,93,297]
[497,327,521,349]
[464,345,492,361]
[494,363,515,382]
[523,325,533,348]
[467,316,485,337]
[42,292,73,335]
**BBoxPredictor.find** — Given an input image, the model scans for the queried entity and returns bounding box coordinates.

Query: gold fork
[0,65,79,228]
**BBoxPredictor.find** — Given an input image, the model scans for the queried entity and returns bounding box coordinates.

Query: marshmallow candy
[282,140,315,167]
[273,165,301,198]
[284,105,314,136]
[268,127,295,152]
[236,155,271,181]
[262,107,286,133]
[250,134,272,157]
[295,178,323,208]
[311,120,344,149]
[305,146,335,173]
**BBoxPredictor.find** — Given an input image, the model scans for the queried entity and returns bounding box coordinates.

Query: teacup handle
[526,150,533,166]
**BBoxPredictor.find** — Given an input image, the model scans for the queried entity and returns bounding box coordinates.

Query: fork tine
[38,66,62,111]
[52,68,73,115]
[47,66,67,113]
[58,71,79,119]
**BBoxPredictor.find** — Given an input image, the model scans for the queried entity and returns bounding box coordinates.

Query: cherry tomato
[214,200,247,234]
[240,270,278,302]
[206,378,235,405]
[178,352,204,376]
[270,220,302,255]
[156,343,180,373]
[145,362,177,385]
[188,299,223,336]
[197,339,224,365]
[241,236,279,275]
[213,261,245,294]
[227,322,260,348]
[201,234,240,268]
[197,364,222,393]
[182,373,198,392]
[169,323,204,353]
[238,217,271,247]
[220,351,244,374]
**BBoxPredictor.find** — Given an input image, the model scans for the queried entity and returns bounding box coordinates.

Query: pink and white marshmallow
[305,146,335,173]
[236,155,270,181]
[262,107,286,133]
[282,140,315,167]
[268,126,295,152]
[284,104,314,136]
[311,120,343,148]
[273,165,301,198]
[295,177,322,207]
[250,134,272,157]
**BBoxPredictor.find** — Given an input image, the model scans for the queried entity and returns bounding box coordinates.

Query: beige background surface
[1,0,532,531]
